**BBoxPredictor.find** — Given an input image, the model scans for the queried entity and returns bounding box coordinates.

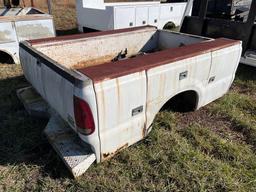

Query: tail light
[74,96,95,135]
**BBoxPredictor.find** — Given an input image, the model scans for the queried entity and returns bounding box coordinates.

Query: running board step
[44,115,96,178]
[17,86,96,177]
[240,50,256,67]
[16,86,50,118]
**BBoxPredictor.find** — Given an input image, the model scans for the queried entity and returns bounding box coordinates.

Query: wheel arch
[0,49,17,64]
[145,87,203,135]
[163,21,176,30]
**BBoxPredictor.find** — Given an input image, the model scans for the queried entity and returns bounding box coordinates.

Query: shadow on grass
[0,75,72,179]
[236,64,256,81]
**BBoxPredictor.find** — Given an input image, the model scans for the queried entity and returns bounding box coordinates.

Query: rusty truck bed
[78,38,238,82]
[24,26,239,83]
[19,26,242,177]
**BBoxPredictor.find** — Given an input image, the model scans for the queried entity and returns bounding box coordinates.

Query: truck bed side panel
[146,53,211,128]
[15,19,55,41]
[20,44,102,161]
[203,44,242,104]
[20,47,76,130]
[0,22,19,63]
[94,72,147,160]
[0,22,17,43]
[146,43,242,129]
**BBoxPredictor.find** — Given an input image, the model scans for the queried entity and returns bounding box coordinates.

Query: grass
[1,2,256,191]
[1,58,256,192]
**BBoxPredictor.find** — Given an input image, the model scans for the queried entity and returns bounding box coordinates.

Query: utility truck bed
[76,0,188,32]
[0,7,55,64]
[19,26,242,177]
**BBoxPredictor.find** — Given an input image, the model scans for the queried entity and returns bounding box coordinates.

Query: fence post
[47,0,52,14]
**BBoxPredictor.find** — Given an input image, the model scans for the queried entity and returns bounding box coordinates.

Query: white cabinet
[135,7,149,26]
[148,6,159,26]
[77,0,188,31]
[115,7,135,29]
[160,4,172,20]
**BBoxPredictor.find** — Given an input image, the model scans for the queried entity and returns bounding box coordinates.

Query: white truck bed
[76,0,188,32]
[0,7,55,64]
[19,26,242,177]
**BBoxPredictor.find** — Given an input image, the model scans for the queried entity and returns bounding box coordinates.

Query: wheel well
[0,50,15,64]
[161,90,199,113]
[163,21,176,30]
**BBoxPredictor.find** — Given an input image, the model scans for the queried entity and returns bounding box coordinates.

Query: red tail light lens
[74,96,95,135]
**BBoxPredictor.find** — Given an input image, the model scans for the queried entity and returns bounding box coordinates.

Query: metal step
[240,50,256,67]
[16,86,50,118]
[44,115,96,178]
[17,86,96,178]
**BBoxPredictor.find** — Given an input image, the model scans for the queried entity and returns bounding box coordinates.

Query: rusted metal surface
[102,143,128,160]
[78,38,240,83]
[32,27,157,69]
[73,55,115,69]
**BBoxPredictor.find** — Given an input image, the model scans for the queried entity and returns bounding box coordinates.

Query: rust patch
[102,153,111,159]
[102,143,129,161]
[116,78,122,124]
[72,55,115,69]
[97,83,106,133]
[142,122,147,138]
[78,38,240,83]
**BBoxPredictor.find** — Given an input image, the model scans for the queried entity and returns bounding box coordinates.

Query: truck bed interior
[30,27,209,70]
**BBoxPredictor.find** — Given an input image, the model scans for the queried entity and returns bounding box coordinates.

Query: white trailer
[76,0,188,32]
[0,7,55,64]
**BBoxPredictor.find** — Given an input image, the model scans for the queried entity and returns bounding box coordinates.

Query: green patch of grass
[209,92,256,148]
[71,112,256,192]
[2,75,256,192]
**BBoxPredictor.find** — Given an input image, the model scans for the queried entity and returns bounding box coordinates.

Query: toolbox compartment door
[115,7,135,29]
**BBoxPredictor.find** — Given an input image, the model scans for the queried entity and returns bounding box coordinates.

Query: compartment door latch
[179,71,188,80]
[132,106,143,116]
